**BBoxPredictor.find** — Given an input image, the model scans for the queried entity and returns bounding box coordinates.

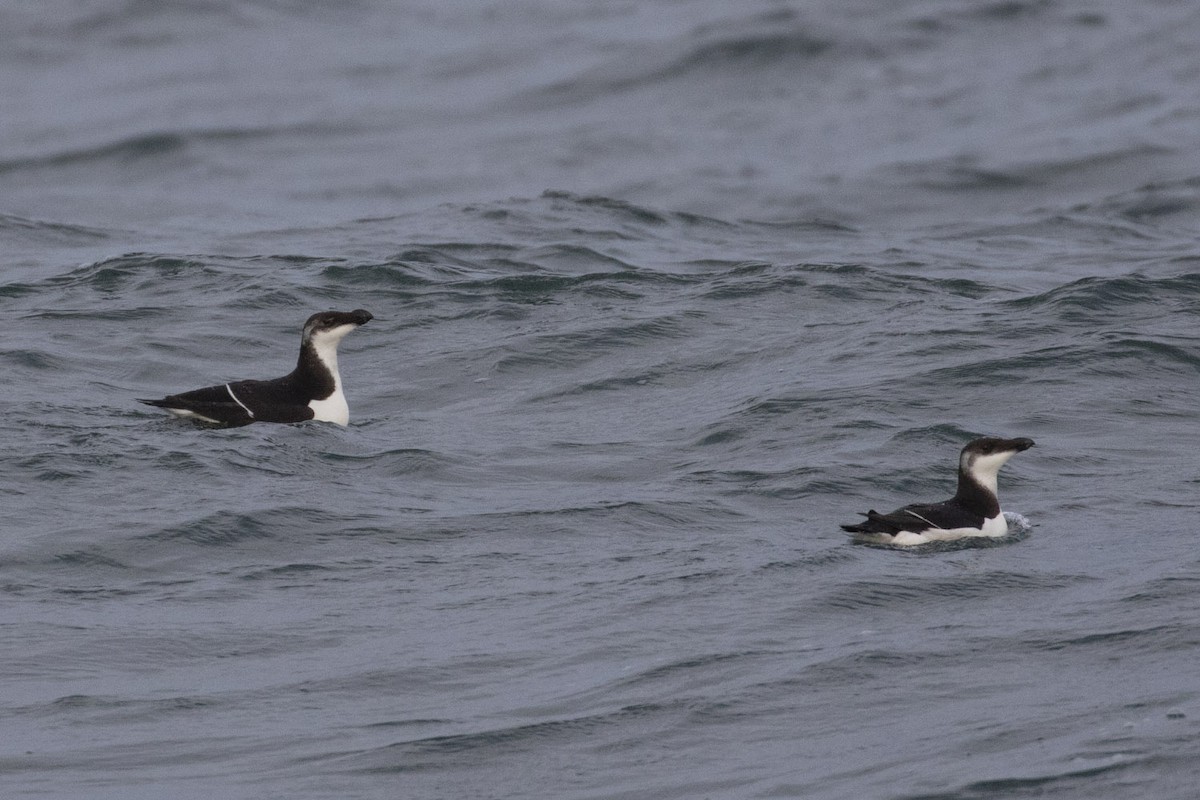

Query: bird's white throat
[961,449,1017,495]
[304,323,357,425]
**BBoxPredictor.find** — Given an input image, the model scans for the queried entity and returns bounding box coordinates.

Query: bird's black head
[964,436,1035,456]
[302,309,373,343]
[964,438,1032,455]
[958,436,1035,486]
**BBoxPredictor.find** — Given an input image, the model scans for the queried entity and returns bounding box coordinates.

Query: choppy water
[4,1,1200,798]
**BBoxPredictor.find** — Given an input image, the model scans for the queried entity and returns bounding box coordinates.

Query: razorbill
[140,309,373,427]
[840,436,1035,546]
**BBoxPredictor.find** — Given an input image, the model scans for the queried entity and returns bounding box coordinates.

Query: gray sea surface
[3,1,1200,798]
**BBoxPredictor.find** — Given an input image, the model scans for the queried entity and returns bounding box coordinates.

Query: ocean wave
[524,19,838,106]
[817,569,1079,612]
[0,213,111,242]
[1011,272,1200,315]
[1,131,209,175]
[885,145,1175,196]
[1075,176,1200,223]
[492,315,688,373]
[0,123,354,176]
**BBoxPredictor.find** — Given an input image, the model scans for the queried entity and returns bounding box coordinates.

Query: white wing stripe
[902,509,944,529]
[225,384,255,419]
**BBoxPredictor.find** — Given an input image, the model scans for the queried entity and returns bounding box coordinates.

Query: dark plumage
[841,436,1035,545]
[140,309,372,427]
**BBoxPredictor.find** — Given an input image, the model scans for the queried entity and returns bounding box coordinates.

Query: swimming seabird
[140,309,373,427]
[840,436,1035,545]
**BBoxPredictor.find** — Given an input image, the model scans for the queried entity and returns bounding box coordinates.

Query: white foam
[1002,511,1033,535]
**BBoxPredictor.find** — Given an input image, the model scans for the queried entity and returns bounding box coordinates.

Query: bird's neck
[294,338,340,398]
[954,468,1000,516]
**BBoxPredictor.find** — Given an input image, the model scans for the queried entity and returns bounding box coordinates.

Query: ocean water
[3,1,1200,798]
